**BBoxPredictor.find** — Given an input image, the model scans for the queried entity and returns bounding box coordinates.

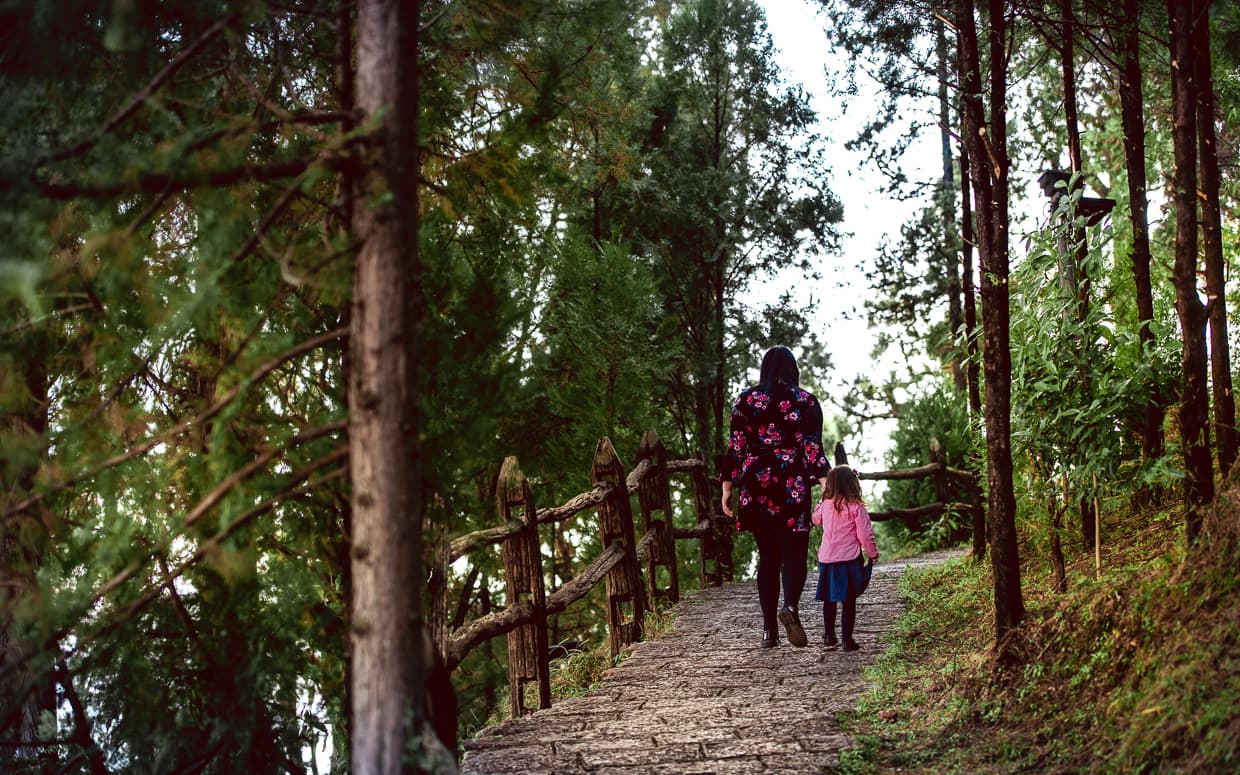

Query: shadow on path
[461,549,964,774]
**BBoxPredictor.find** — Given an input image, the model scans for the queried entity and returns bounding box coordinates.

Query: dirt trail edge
[461,548,965,774]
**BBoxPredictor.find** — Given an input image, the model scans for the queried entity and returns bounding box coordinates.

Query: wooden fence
[848,439,985,559]
[429,430,731,718]
[432,432,982,720]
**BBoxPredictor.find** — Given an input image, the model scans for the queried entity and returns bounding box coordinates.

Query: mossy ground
[837,479,1240,774]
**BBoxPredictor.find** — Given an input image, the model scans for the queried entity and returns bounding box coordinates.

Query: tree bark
[958,0,1024,654]
[1059,0,1090,321]
[1167,0,1215,543]
[350,0,453,771]
[1118,0,1165,468]
[1193,5,1238,479]
[938,20,965,392]
[1060,0,1083,177]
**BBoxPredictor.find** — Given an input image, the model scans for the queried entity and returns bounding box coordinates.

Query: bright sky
[758,0,939,470]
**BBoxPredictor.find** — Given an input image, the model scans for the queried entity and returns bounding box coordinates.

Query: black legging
[752,523,810,631]
[823,600,856,642]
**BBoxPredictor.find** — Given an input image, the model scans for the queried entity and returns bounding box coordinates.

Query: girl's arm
[854,503,879,560]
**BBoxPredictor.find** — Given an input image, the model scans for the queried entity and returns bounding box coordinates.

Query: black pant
[752,524,810,631]
[823,600,856,642]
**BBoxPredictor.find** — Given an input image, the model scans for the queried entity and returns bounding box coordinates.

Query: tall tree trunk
[335,0,356,752]
[960,144,986,562]
[1166,0,1215,543]
[959,149,982,423]
[959,0,1024,654]
[1059,0,1090,322]
[1118,0,1165,469]
[714,260,726,458]
[954,27,985,562]
[939,19,965,391]
[1061,0,1083,176]
[1057,0,1098,552]
[350,1,453,771]
[1194,6,1238,479]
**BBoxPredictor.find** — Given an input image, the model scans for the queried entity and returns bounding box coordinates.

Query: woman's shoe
[842,638,861,652]
[778,607,807,648]
[761,629,778,648]
[823,634,838,649]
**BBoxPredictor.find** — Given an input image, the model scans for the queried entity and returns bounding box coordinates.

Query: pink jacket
[812,498,878,564]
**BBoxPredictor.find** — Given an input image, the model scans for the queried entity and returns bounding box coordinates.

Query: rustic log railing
[438,432,981,720]
[435,430,732,719]
[845,438,985,558]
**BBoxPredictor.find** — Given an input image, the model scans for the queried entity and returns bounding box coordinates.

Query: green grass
[837,482,1240,774]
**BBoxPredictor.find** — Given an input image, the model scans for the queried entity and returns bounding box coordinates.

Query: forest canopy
[0,0,1236,772]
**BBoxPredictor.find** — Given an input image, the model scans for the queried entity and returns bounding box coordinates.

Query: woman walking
[721,346,830,647]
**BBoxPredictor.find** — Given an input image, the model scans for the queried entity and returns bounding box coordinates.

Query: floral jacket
[723,384,829,532]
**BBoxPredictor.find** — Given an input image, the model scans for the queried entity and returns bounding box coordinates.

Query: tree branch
[43,12,242,164]
[0,453,349,687]
[28,157,326,200]
[445,543,626,670]
[2,327,347,523]
[54,662,110,775]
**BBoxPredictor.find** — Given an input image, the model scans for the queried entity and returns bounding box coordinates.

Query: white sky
[758,0,940,469]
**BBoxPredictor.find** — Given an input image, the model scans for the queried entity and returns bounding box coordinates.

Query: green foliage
[1009,184,1181,512]
[874,378,972,551]
[839,487,1240,774]
[883,379,970,507]
[632,0,844,455]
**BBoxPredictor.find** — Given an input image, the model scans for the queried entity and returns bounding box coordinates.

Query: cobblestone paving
[461,550,962,774]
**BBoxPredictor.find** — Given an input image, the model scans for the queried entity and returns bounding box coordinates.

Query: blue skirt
[815,557,870,602]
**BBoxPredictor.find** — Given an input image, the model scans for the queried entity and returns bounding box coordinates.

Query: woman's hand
[721,481,734,517]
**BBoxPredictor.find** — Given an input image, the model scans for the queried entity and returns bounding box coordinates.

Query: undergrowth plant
[839,476,1240,774]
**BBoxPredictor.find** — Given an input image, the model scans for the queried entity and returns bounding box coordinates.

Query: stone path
[460,550,962,774]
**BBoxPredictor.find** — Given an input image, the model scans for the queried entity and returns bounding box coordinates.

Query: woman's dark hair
[758,346,799,394]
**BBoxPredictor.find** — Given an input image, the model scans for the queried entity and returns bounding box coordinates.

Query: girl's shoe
[761,629,778,648]
[823,634,838,649]
[778,606,807,648]
[842,638,861,652]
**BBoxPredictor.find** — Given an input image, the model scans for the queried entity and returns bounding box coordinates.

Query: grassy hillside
[840,477,1240,773]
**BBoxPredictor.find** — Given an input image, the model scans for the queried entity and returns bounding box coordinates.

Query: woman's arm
[721,392,748,517]
[801,391,830,480]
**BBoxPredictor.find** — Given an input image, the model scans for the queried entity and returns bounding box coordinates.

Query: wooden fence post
[834,442,849,466]
[930,438,949,505]
[427,524,450,663]
[691,452,728,585]
[496,456,550,716]
[592,437,646,659]
[635,431,679,606]
[970,470,986,561]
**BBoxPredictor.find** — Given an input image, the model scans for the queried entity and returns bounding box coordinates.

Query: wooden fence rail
[434,430,733,719]
[436,432,981,720]
[847,439,985,558]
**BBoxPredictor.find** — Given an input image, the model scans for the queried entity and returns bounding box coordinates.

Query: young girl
[812,465,878,651]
